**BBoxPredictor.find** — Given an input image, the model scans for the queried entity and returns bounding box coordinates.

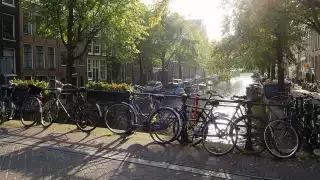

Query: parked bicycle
[104,91,182,144]
[0,84,16,122]
[264,93,320,158]
[41,80,100,132]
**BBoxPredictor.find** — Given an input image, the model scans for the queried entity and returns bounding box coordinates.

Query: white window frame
[36,45,45,68]
[23,44,33,68]
[48,46,56,68]
[88,41,93,55]
[87,59,92,79]
[2,0,15,7]
[23,13,32,35]
[100,60,106,80]
[94,43,101,55]
[2,13,15,41]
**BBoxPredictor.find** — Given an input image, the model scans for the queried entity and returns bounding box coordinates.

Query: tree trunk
[161,51,166,84]
[276,28,285,92]
[267,65,271,79]
[271,60,276,80]
[138,54,145,85]
[66,51,74,84]
[178,59,182,79]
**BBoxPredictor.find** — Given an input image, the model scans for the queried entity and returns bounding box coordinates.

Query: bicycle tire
[20,97,42,127]
[0,100,14,122]
[74,101,100,132]
[264,119,300,159]
[104,102,137,135]
[202,116,237,156]
[149,107,182,144]
[41,99,59,128]
[234,115,266,155]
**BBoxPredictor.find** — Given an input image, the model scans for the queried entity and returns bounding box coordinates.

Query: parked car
[142,81,163,93]
[163,83,185,95]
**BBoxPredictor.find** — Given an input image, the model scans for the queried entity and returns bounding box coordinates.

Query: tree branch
[56,8,66,46]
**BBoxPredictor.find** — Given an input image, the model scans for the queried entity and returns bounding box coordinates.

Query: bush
[10,78,49,94]
[85,81,133,93]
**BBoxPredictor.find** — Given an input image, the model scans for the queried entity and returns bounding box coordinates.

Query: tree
[22,0,169,83]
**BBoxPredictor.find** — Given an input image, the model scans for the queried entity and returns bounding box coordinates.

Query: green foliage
[85,82,133,93]
[10,79,49,94]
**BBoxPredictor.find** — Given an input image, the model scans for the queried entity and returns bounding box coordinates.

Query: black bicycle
[0,84,16,122]
[42,80,100,132]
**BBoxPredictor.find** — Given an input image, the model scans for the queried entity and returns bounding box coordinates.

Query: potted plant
[10,79,49,101]
[86,81,132,103]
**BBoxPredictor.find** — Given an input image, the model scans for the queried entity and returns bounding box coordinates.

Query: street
[0,74,319,180]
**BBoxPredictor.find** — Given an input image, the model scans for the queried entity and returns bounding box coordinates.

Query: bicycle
[41,80,100,132]
[174,92,238,156]
[104,91,182,144]
[0,84,16,122]
[264,93,320,158]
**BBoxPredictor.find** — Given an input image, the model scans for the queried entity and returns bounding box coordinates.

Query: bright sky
[141,0,226,41]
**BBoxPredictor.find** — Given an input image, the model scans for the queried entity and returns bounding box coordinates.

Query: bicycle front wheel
[202,116,237,156]
[42,99,59,128]
[74,101,100,132]
[264,119,300,159]
[104,102,136,135]
[0,100,14,122]
[20,97,42,127]
[149,107,182,144]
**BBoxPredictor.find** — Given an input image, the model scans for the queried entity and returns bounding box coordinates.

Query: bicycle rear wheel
[234,115,266,155]
[104,102,136,135]
[41,99,59,128]
[202,116,237,156]
[264,119,299,159]
[20,97,42,127]
[74,101,100,132]
[149,107,182,144]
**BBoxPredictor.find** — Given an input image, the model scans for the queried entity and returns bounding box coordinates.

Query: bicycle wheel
[104,102,136,135]
[20,97,42,127]
[234,115,266,154]
[264,119,300,159]
[149,107,182,144]
[41,99,59,128]
[74,101,100,132]
[0,100,14,122]
[202,116,237,156]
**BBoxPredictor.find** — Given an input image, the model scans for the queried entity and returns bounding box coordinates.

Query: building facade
[0,0,21,84]
[20,9,87,87]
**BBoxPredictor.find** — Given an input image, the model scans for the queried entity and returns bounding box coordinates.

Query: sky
[141,0,226,41]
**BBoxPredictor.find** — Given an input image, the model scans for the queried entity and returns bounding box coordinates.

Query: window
[100,60,106,79]
[94,41,101,55]
[2,0,14,6]
[0,48,15,74]
[88,41,93,55]
[2,14,15,40]
[87,59,92,79]
[79,56,84,65]
[23,44,33,68]
[61,50,67,65]
[24,76,32,80]
[23,14,32,34]
[36,76,47,82]
[48,47,55,68]
[102,45,107,56]
[36,46,44,68]
[49,76,56,88]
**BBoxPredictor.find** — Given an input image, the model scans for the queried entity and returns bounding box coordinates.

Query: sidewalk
[0,121,319,180]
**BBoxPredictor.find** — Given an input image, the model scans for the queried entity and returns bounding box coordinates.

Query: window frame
[94,42,101,55]
[2,48,15,74]
[100,60,106,80]
[2,0,15,7]
[88,41,93,55]
[22,13,32,35]
[48,47,56,69]
[87,59,92,79]
[23,44,33,68]
[36,45,45,68]
[2,13,15,41]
